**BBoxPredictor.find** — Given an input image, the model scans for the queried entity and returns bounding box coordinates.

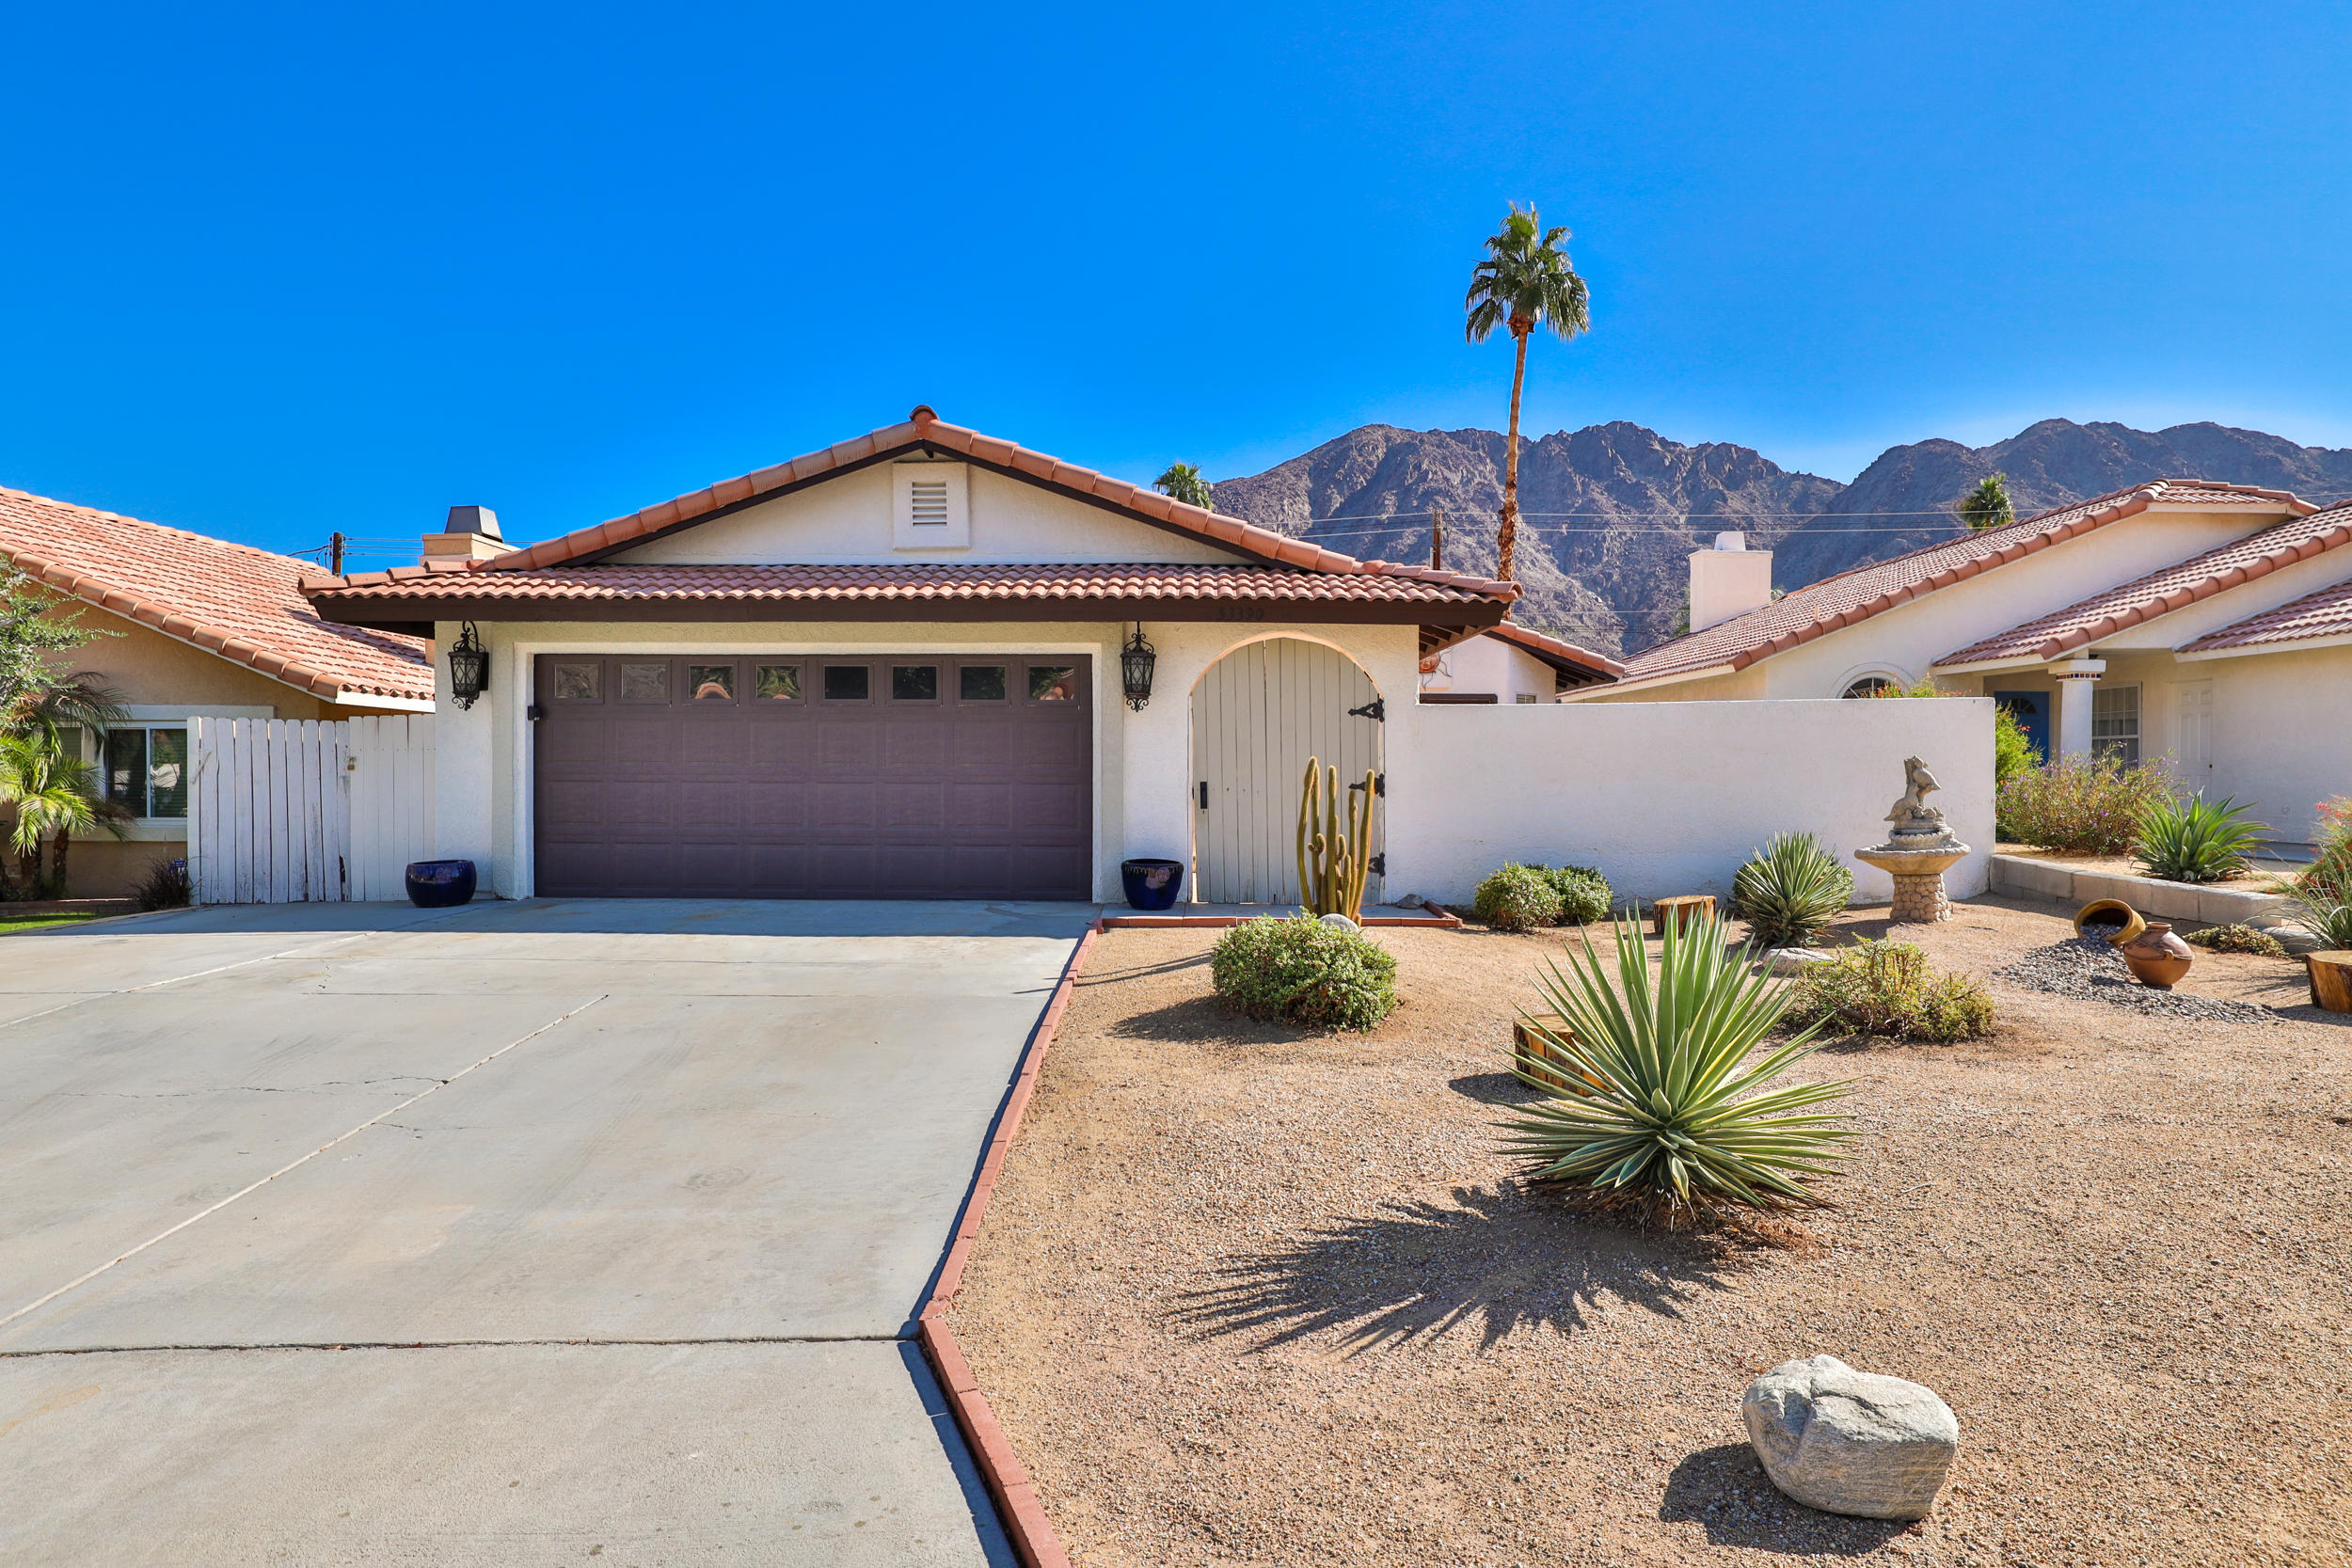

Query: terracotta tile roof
[1482,620,1625,682]
[448,405,1484,586]
[0,485,433,705]
[2177,571,2352,654]
[1613,479,2316,687]
[1934,501,2352,667]
[304,561,1510,610]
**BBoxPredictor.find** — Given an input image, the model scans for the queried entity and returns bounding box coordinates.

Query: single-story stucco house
[300,407,1590,904]
[0,484,434,895]
[1573,481,2352,846]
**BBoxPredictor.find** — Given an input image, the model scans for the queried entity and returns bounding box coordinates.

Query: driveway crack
[0,995,609,1332]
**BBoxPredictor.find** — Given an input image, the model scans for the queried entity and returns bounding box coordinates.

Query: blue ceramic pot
[405,859,477,909]
[1120,857,1184,911]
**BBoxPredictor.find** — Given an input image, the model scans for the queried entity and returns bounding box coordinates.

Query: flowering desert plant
[1997,755,2177,854]
[1500,911,1852,1227]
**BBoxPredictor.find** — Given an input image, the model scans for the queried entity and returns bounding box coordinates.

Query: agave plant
[1733,832,1854,948]
[2134,793,2269,884]
[1500,911,1852,1227]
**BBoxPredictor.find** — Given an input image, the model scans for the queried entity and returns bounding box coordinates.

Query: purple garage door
[532,654,1091,899]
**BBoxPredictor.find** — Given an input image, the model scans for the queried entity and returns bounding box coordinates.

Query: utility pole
[1429,506,1444,570]
[328,531,345,575]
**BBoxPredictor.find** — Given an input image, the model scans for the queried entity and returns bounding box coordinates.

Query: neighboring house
[1418,622,1622,704]
[1572,482,2352,843]
[0,486,435,896]
[301,407,1521,904]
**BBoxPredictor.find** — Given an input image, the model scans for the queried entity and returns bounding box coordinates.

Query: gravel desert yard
[949,895,2352,1567]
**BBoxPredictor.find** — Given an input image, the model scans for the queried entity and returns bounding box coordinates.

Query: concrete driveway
[0,897,1092,1566]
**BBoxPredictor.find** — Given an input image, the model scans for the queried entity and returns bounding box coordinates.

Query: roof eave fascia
[1931,653,2052,675]
[1561,660,1740,698]
[326,691,438,713]
[2175,631,2352,662]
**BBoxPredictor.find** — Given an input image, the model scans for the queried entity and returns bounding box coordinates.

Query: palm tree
[1465,205,1590,583]
[8,670,127,748]
[0,733,127,897]
[1154,462,1216,512]
[1957,473,2015,532]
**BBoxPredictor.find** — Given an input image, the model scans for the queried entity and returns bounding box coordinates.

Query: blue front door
[1993,691,2049,762]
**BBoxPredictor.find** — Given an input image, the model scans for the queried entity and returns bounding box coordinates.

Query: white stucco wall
[2195,645,2352,842]
[1384,698,1996,907]
[1419,633,1557,703]
[612,463,1243,566]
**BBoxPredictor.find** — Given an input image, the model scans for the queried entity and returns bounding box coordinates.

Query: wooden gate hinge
[1347,773,1386,797]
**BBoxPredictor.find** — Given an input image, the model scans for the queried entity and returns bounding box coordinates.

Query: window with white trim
[2092,684,2140,766]
[103,725,190,819]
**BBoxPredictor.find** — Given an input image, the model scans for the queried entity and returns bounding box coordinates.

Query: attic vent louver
[893,461,971,549]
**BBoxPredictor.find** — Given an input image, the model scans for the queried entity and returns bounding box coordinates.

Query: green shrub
[1501,911,1852,1227]
[1997,755,2177,854]
[1785,939,1995,1043]
[1535,863,1613,924]
[131,856,193,912]
[2182,923,2289,958]
[2286,874,2352,951]
[1993,704,2042,788]
[2134,793,2268,884]
[1732,832,1854,949]
[1473,863,1565,931]
[2303,796,2352,891]
[1210,915,1397,1031]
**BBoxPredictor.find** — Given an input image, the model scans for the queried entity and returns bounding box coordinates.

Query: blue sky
[5,1,2347,567]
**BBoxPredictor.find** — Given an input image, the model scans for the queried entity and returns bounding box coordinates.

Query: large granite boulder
[1741,1354,1959,1520]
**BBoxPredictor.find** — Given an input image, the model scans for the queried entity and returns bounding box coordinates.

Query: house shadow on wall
[1172,1182,1747,1354]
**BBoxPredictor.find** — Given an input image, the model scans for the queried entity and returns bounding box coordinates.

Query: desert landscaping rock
[1995,934,2281,1022]
[1742,1354,1959,1520]
[1762,946,1836,975]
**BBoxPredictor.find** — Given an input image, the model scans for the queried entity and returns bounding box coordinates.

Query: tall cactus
[1295,755,1377,921]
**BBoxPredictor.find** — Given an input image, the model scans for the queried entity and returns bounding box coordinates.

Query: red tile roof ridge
[1,483,432,704]
[1934,500,2352,667]
[463,407,1470,588]
[1612,478,2317,686]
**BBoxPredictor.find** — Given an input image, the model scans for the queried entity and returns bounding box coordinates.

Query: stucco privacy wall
[1387,698,1996,905]
[433,616,1422,901]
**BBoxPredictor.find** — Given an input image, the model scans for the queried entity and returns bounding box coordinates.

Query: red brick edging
[1094,898,1463,930]
[917,899,1459,1565]
[918,919,1102,1568]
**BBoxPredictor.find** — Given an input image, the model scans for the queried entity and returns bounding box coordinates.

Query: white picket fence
[186,716,436,904]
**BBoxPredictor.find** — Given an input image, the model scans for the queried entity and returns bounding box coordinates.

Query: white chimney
[422,505,505,566]
[1688,531,1774,633]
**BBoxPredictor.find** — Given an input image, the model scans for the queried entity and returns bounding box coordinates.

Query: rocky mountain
[1210,419,2352,657]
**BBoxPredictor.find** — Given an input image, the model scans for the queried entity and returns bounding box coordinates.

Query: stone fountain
[1853,756,1971,923]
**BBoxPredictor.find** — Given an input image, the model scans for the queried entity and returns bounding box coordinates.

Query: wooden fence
[187,715,435,903]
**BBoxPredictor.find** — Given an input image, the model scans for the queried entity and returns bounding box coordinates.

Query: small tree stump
[2309,952,2352,1014]
[1512,1014,1601,1096]
[1652,895,1717,936]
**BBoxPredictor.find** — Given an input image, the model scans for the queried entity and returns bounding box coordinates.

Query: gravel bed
[950,895,2351,1567]
[1994,934,2284,1022]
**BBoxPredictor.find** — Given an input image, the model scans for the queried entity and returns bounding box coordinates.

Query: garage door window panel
[891,665,939,703]
[553,662,602,702]
[1027,665,1079,702]
[755,664,803,702]
[689,664,738,702]
[823,665,871,702]
[619,663,670,704]
[959,665,1008,702]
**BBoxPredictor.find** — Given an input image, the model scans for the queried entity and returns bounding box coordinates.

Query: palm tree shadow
[1174,1183,1742,1355]
[1660,1444,1910,1556]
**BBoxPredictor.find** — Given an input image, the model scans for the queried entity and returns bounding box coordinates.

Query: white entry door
[1192,638,1385,904]
[2175,680,2214,789]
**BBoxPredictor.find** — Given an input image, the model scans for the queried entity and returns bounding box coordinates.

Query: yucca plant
[1733,832,1854,948]
[1499,911,1852,1227]
[2286,874,2352,950]
[2134,793,2269,884]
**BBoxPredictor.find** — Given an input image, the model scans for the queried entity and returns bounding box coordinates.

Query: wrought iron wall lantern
[1120,625,1157,712]
[448,622,489,710]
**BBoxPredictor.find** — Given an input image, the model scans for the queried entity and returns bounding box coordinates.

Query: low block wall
[1989,854,2287,926]
[1387,698,1996,908]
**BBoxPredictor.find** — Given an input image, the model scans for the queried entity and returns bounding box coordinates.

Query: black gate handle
[1198,781,1209,810]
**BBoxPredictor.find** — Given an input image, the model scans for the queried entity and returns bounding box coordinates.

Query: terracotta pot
[2121,922,2194,990]
[2073,897,2146,946]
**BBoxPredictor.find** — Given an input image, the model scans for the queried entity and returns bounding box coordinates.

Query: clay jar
[2122,922,2195,990]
